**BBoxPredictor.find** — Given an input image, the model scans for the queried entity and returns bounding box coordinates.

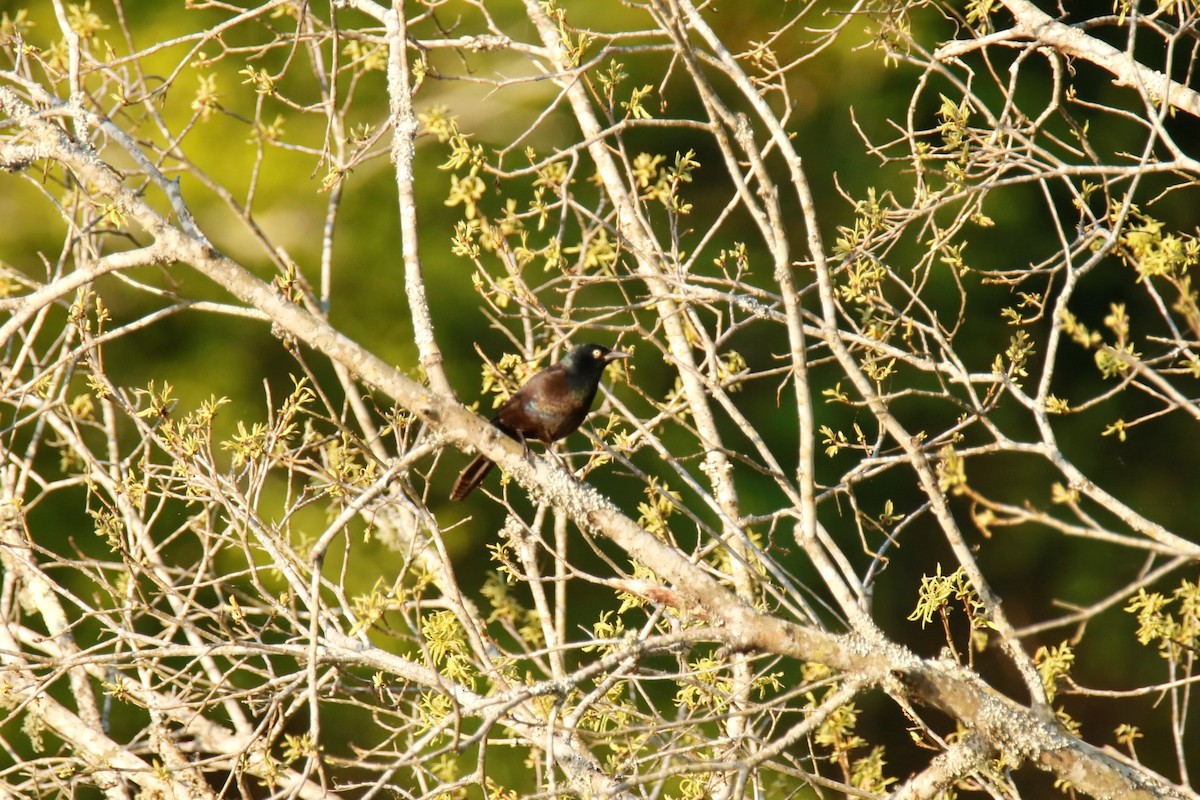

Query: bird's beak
[604,350,631,362]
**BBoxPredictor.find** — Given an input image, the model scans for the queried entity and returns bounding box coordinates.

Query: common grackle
[450,343,630,501]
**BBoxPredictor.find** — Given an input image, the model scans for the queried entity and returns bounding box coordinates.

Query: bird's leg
[515,431,532,461]
[543,443,572,474]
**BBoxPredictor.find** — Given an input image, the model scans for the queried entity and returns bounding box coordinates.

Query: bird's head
[561,343,631,377]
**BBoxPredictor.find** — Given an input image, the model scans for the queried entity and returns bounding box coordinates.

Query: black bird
[450,343,630,501]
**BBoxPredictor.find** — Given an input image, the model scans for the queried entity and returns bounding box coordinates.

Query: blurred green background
[2,0,1197,792]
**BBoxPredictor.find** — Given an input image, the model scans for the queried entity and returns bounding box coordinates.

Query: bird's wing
[495,366,585,441]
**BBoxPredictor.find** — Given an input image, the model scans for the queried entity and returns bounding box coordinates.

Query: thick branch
[937,0,1200,119]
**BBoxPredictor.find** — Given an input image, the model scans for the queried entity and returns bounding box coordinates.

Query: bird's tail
[450,454,494,501]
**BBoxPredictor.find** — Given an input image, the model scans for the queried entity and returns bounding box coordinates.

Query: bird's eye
[593,348,601,359]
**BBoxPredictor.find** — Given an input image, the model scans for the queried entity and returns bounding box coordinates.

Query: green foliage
[964,0,1001,32]
[1126,581,1200,660]
[674,655,736,712]
[935,445,967,495]
[850,745,897,794]
[621,84,656,120]
[1114,722,1143,756]
[1033,642,1074,703]
[636,478,680,539]
[937,94,973,163]
[909,565,994,662]
[66,0,107,39]
[191,72,222,121]
[596,58,628,108]
[994,329,1034,383]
